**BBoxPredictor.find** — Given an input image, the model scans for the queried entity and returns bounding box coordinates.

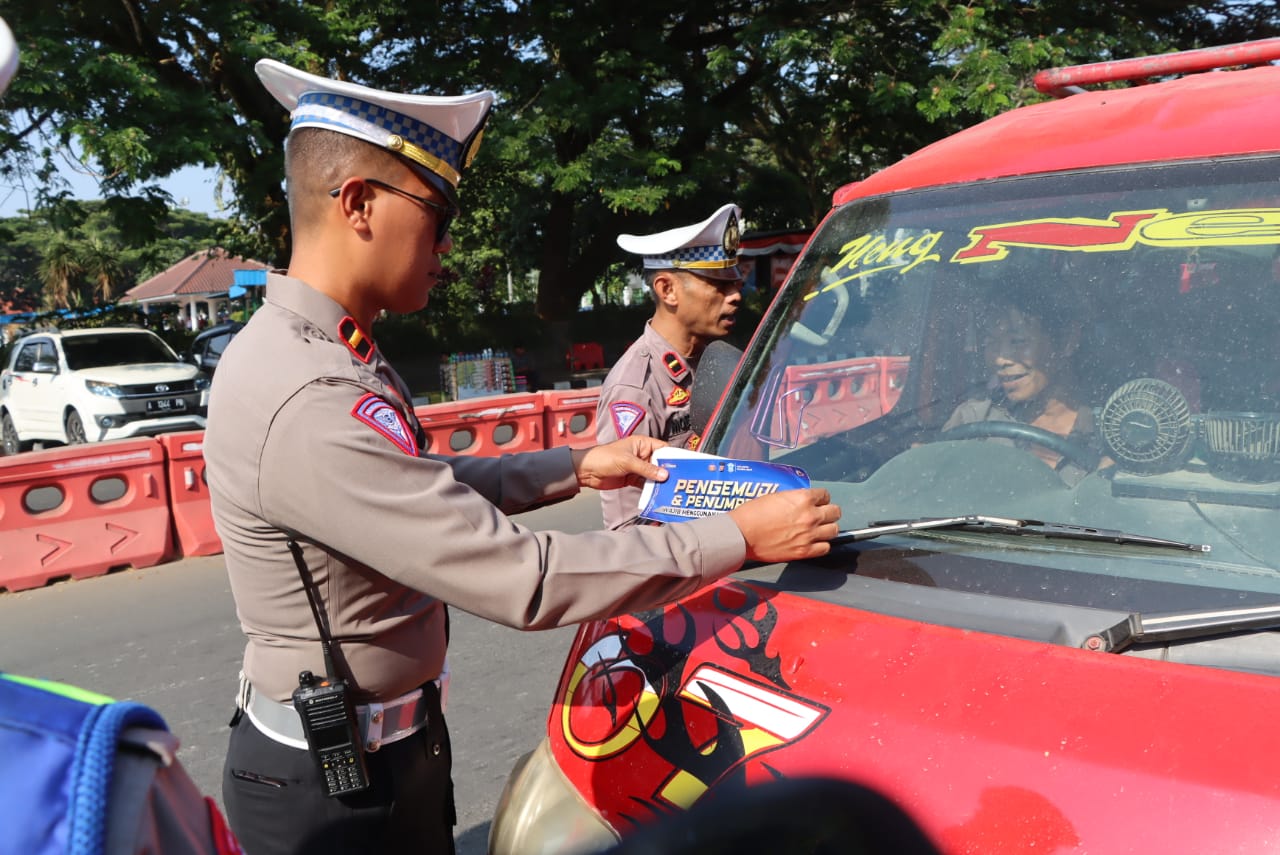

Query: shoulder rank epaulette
[663,350,689,381]
[338,315,374,363]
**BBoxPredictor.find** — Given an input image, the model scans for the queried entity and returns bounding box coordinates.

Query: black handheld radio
[292,669,370,797]
[288,539,371,797]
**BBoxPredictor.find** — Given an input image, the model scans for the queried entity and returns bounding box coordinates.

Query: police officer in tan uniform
[204,61,840,855]
[597,204,746,528]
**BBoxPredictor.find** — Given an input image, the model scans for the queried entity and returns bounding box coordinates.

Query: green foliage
[0,203,223,310]
[917,1,1266,122]
[1,0,1275,341]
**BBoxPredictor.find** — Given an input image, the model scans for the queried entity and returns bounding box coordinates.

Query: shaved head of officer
[204,61,840,855]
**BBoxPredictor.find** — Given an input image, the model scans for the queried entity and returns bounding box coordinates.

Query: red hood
[549,578,1280,852]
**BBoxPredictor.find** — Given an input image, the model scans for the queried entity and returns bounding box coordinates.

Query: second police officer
[596,204,747,528]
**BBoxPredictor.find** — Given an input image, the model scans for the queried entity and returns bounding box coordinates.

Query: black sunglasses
[329,177,458,244]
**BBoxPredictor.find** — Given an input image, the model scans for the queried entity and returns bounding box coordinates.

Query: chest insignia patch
[609,401,646,438]
[352,393,418,456]
[667,386,690,407]
[687,433,701,450]
[662,351,689,380]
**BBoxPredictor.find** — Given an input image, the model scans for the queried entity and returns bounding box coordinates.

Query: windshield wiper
[832,514,1211,553]
[1084,604,1280,653]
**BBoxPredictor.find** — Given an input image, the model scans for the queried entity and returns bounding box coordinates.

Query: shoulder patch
[609,401,646,438]
[352,393,418,455]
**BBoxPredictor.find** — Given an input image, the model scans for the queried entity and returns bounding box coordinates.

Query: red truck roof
[836,58,1280,205]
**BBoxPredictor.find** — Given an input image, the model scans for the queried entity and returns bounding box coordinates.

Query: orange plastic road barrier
[781,356,910,445]
[414,391,545,457]
[0,438,173,592]
[567,342,605,371]
[158,431,222,558]
[542,389,600,450]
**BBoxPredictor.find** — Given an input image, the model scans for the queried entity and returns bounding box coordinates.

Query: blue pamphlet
[638,447,811,523]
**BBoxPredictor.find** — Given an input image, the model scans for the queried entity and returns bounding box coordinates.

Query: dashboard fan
[1099,378,1194,472]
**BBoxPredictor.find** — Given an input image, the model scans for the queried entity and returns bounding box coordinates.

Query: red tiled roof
[0,287,40,314]
[122,248,271,304]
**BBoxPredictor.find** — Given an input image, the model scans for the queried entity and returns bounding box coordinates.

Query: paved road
[0,491,603,854]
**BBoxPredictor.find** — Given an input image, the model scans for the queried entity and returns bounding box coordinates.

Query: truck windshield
[712,156,1280,595]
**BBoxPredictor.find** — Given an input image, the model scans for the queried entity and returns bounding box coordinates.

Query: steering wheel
[790,267,850,347]
[936,420,1100,471]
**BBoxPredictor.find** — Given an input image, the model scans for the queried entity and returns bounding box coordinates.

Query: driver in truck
[941,283,1109,485]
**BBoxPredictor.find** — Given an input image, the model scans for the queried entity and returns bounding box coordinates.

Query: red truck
[492,39,1280,853]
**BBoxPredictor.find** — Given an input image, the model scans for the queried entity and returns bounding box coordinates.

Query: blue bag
[0,672,241,855]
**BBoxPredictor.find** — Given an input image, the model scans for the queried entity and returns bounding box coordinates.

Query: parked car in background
[490,40,1280,854]
[0,327,209,454]
[186,320,244,375]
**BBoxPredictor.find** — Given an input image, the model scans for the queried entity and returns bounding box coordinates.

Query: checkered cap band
[294,92,464,173]
[644,244,737,268]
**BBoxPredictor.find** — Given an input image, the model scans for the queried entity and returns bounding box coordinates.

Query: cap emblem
[723,212,741,256]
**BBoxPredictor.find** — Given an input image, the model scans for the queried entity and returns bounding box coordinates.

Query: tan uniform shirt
[596,322,698,529]
[205,274,745,703]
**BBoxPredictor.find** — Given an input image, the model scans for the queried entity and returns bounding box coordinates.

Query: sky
[0,161,230,219]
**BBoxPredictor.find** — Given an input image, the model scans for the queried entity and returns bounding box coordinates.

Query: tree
[1,0,1274,330]
[0,203,222,309]
[79,237,124,303]
[0,0,383,265]
[374,0,1278,324]
[37,238,81,309]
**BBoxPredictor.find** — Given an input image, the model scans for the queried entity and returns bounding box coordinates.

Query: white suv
[0,327,209,454]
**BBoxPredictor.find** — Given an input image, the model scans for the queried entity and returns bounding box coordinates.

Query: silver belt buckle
[359,687,427,752]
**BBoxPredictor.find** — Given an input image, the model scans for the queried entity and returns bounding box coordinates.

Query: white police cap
[255,58,494,204]
[617,203,744,281]
[0,18,18,96]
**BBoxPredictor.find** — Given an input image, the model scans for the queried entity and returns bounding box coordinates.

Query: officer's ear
[652,270,682,308]
[329,178,374,234]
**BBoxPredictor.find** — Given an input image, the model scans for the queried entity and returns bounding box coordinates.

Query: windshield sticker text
[823,208,1280,283]
[806,231,943,299]
[953,207,1280,263]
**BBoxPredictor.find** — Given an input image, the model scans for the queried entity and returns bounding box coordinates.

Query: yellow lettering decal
[1138,209,1280,245]
[953,210,1164,263]
[804,229,945,301]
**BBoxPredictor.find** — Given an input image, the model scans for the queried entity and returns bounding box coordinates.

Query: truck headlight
[488,739,618,855]
[85,380,124,397]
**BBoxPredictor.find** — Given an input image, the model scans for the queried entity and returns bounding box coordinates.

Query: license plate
[146,397,186,413]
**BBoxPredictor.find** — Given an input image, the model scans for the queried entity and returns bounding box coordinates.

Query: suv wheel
[2,411,25,456]
[64,409,88,444]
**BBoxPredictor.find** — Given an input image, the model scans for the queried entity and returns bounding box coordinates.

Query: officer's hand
[571,437,671,491]
[728,488,841,563]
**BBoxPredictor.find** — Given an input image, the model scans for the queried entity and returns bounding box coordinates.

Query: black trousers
[222,682,455,855]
